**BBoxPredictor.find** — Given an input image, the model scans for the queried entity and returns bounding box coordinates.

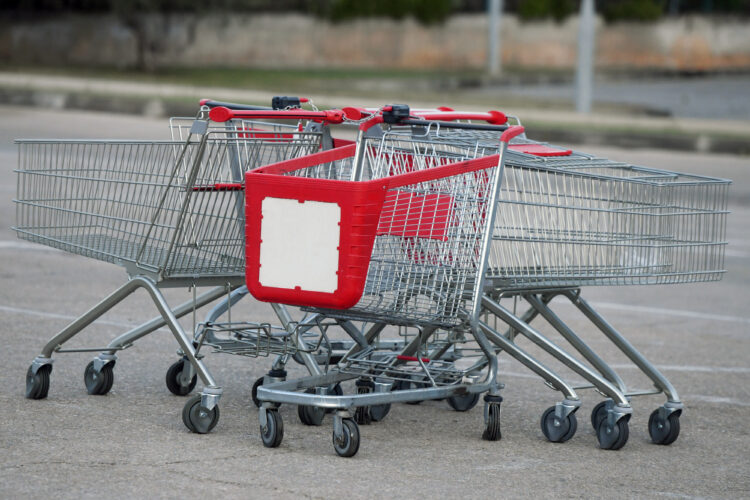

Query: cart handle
[342,107,506,125]
[208,106,345,124]
[200,97,311,111]
[342,106,455,120]
[200,99,272,111]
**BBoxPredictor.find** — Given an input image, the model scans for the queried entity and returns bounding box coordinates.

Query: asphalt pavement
[0,106,748,499]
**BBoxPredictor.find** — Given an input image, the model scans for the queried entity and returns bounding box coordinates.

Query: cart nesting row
[14,98,730,456]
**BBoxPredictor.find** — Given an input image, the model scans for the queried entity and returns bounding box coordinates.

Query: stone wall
[2,13,749,72]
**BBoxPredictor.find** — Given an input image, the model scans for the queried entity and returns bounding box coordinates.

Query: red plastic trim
[396,355,431,363]
[508,143,572,157]
[500,126,525,143]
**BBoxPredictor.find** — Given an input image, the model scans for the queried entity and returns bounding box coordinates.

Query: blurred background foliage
[3,0,749,23]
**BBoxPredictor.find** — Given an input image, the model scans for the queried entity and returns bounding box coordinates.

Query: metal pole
[488,0,503,76]
[575,0,595,113]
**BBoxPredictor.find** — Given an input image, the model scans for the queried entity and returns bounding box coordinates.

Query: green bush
[517,0,577,22]
[600,0,664,22]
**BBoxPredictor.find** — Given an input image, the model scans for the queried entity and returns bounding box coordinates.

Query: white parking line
[0,240,61,252]
[0,304,133,328]
[568,300,750,326]
[609,363,750,374]
[683,395,750,407]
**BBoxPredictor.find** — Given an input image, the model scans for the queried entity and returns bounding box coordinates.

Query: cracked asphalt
[1,106,748,499]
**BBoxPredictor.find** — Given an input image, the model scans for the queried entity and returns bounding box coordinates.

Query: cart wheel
[590,400,609,431]
[25,364,51,400]
[333,418,360,458]
[369,403,391,422]
[165,358,196,396]
[83,361,113,396]
[182,395,220,434]
[251,377,264,408]
[260,410,284,448]
[447,392,480,412]
[298,389,325,426]
[393,380,424,405]
[324,383,343,414]
[482,403,502,441]
[597,416,629,450]
[648,409,681,445]
[540,406,577,443]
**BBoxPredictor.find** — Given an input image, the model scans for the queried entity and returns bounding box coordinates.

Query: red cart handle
[209,106,345,124]
[342,107,506,126]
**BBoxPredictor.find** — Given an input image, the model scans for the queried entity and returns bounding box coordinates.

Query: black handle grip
[199,99,272,111]
[401,119,508,132]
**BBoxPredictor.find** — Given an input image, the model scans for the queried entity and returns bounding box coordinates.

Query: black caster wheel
[648,409,681,445]
[447,392,480,412]
[251,377,264,408]
[590,401,609,431]
[324,383,343,414]
[354,405,372,425]
[540,406,578,443]
[393,380,424,405]
[298,389,325,426]
[482,403,502,441]
[260,410,284,448]
[333,418,360,458]
[369,403,391,422]
[25,364,51,400]
[166,358,196,396]
[597,416,629,450]
[182,395,220,434]
[84,360,114,396]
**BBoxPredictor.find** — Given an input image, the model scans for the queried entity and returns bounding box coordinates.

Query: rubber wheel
[298,389,325,426]
[251,377,264,408]
[393,380,424,405]
[597,417,629,450]
[166,358,196,396]
[540,406,578,443]
[182,395,220,434]
[83,361,113,396]
[260,410,284,448]
[369,403,391,422]
[447,392,480,412]
[25,364,51,400]
[333,418,360,458]
[648,409,681,445]
[482,403,502,441]
[324,383,343,414]
[590,401,609,431]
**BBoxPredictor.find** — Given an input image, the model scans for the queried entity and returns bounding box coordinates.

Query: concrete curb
[1,80,748,155]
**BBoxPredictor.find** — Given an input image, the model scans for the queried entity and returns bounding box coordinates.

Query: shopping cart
[469,138,730,449]
[15,100,348,431]
[245,107,729,455]
[241,107,524,456]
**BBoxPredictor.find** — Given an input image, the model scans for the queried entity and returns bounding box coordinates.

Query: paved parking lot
[0,106,748,498]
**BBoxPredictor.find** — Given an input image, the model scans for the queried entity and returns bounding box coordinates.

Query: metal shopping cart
[240,106,524,456]
[244,107,729,455]
[14,100,349,431]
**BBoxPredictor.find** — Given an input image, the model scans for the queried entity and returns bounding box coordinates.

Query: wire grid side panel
[164,132,323,277]
[15,140,187,268]
[487,164,730,288]
[349,165,499,326]
[361,131,501,181]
